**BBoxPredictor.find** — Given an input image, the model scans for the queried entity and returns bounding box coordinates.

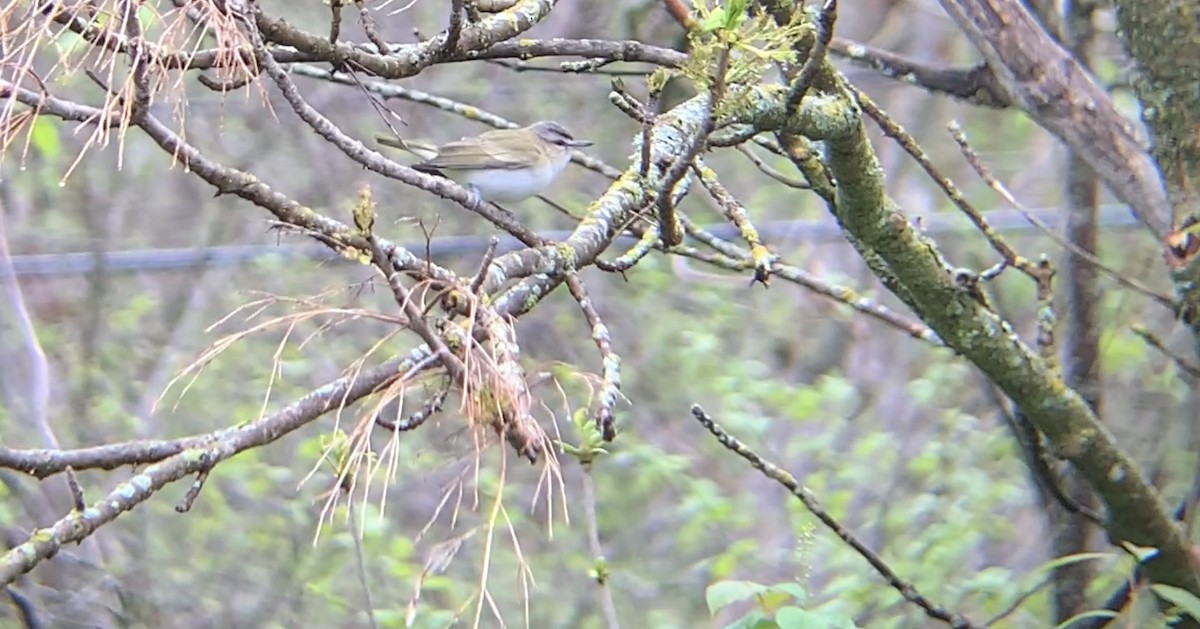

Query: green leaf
[1032,551,1114,574]
[700,8,728,33]
[1053,610,1119,629]
[707,580,770,614]
[776,607,858,629]
[766,582,807,604]
[757,582,810,614]
[723,0,747,29]
[30,117,61,159]
[723,610,776,629]
[1153,584,1200,620]
[775,608,821,629]
[757,590,792,613]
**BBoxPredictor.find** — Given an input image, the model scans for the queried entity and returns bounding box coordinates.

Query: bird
[378,121,593,209]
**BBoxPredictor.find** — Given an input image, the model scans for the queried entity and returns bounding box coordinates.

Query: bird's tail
[375,135,440,161]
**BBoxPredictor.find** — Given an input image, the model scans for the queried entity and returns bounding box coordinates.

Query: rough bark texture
[1051,2,1102,621]
[939,1,1200,619]
[1112,0,1200,215]
[1054,151,1102,622]
[788,58,1200,617]
[938,0,1170,239]
[1113,0,1200,356]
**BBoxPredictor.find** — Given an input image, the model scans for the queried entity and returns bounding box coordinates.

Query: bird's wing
[417,131,541,171]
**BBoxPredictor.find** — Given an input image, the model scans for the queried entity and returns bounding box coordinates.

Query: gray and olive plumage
[380,121,592,208]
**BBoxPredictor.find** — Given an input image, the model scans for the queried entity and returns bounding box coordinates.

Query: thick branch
[1050,2,1103,620]
[37,2,688,79]
[789,60,1200,603]
[937,0,1170,239]
[1112,0,1200,356]
[829,38,1009,107]
[1112,0,1200,212]
[0,354,417,585]
[253,0,557,78]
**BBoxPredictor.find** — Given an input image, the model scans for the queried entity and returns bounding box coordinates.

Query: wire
[0,206,1141,278]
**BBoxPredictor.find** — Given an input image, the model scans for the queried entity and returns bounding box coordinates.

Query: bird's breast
[458,158,569,202]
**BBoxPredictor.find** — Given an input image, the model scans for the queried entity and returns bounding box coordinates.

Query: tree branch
[936,0,1170,239]
[0,354,415,585]
[781,57,1200,604]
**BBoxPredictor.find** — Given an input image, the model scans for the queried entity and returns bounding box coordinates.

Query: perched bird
[378,121,592,208]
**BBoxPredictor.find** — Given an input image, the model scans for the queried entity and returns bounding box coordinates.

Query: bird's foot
[466,186,483,211]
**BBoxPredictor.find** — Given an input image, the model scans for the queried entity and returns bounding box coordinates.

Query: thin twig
[984,576,1053,627]
[565,274,622,441]
[672,240,941,345]
[690,405,980,629]
[65,468,85,511]
[438,0,465,59]
[640,78,660,179]
[981,382,1105,526]
[734,144,809,189]
[691,158,775,285]
[175,468,211,513]
[4,587,41,629]
[827,38,1008,107]
[598,226,659,273]
[486,58,651,76]
[1131,326,1200,379]
[250,36,543,243]
[355,0,390,54]
[656,45,729,246]
[785,0,837,115]
[374,388,449,432]
[371,245,466,381]
[469,237,501,295]
[290,64,622,181]
[581,462,621,629]
[851,85,1040,279]
[347,492,381,629]
[0,356,415,585]
[947,121,1176,310]
[329,0,345,43]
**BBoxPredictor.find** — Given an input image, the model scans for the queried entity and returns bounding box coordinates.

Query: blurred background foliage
[0,0,1194,628]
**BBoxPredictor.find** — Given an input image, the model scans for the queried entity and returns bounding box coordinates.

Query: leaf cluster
[674,0,809,118]
[706,579,858,628]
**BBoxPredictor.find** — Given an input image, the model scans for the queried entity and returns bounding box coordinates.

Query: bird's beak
[566,138,594,148]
